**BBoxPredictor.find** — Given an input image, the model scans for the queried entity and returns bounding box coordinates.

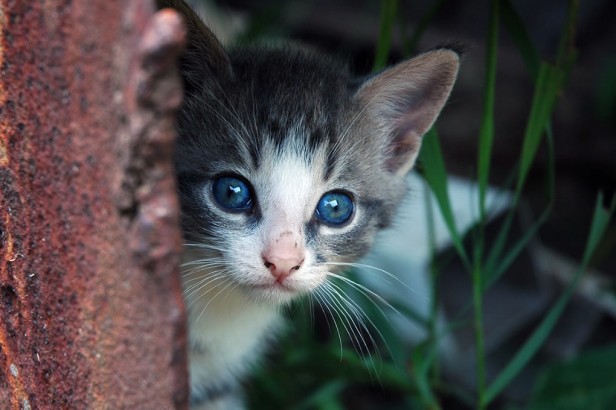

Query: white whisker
[181,259,226,270]
[320,283,374,356]
[325,272,406,323]
[326,280,395,366]
[326,261,429,301]
[311,288,345,359]
[183,242,227,252]
[194,278,238,324]
[183,271,230,299]
[319,282,383,380]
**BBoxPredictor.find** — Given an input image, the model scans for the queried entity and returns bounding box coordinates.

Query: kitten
[158,1,459,408]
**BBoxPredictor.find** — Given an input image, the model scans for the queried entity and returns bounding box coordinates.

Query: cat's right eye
[212,175,253,212]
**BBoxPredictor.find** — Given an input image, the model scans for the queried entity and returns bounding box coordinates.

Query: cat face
[175,45,458,306]
[180,147,373,305]
[177,49,389,304]
[178,117,395,304]
[171,7,459,306]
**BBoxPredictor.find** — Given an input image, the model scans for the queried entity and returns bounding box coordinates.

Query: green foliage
[484,194,615,406]
[528,345,616,410]
[596,56,616,123]
[247,293,419,409]
[418,0,614,408]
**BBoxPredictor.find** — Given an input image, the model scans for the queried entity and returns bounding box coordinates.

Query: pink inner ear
[382,87,450,174]
[385,125,421,173]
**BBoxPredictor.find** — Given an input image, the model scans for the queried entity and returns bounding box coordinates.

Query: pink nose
[263,254,304,281]
[263,229,305,281]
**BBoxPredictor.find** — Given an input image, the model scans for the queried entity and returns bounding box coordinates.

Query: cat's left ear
[354,49,459,176]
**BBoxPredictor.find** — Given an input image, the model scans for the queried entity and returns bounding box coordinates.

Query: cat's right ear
[353,49,459,176]
[157,0,232,94]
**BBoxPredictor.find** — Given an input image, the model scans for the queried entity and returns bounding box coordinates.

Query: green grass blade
[500,0,541,78]
[484,64,563,274]
[484,201,518,284]
[478,161,518,274]
[555,0,579,75]
[473,8,500,393]
[411,341,441,409]
[472,256,487,408]
[477,0,499,221]
[483,193,616,405]
[423,178,443,388]
[485,123,556,288]
[580,195,615,266]
[516,62,564,193]
[373,0,398,72]
[484,206,550,289]
[419,129,471,269]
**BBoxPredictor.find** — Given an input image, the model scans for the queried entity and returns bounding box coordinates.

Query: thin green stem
[477,0,500,222]
[556,0,579,71]
[424,179,440,387]
[473,1,499,407]
[472,246,487,409]
[373,0,398,72]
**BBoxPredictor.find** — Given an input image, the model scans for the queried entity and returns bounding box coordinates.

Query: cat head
[167,2,459,305]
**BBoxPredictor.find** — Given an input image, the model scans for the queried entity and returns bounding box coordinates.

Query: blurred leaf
[596,56,616,121]
[295,380,347,410]
[373,0,398,72]
[477,0,499,221]
[529,345,616,410]
[410,341,441,409]
[483,193,616,405]
[555,0,579,77]
[500,0,541,78]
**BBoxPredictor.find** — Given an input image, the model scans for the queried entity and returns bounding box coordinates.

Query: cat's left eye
[315,191,354,226]
[212,175,253,212]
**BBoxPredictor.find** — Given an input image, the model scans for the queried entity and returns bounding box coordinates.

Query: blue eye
[212,176,253,211]
[316,191,354,225]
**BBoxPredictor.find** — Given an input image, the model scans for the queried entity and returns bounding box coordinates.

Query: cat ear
[354,49,459,176]
[157,0,233,93]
